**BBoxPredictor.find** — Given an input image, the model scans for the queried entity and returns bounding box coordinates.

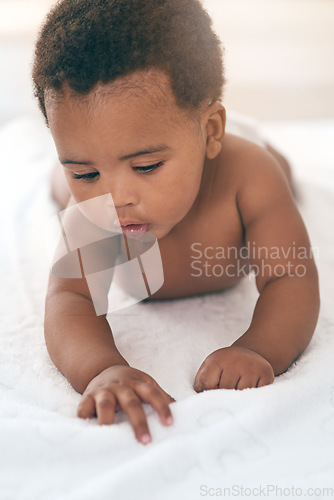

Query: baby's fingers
[77,391,118,426]
[194,360,221,392]
[235,374,261,390]
[77,394,97,419]
[256,370,275,388]
[95,390,117,425]
[135,382,174,427]
[117,389,152,445]
[150,379,175,404]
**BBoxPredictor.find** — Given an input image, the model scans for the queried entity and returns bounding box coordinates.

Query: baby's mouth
[120,223,150,235]
[121,223,149,230]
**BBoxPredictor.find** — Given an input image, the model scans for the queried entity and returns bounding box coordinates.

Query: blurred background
[0,0,333,127]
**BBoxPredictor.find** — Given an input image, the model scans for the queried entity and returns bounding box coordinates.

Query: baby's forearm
[233,273,320,375]
[44,290,129,393]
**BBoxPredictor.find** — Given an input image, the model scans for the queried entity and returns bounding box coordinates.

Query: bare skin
[45,70,319,444]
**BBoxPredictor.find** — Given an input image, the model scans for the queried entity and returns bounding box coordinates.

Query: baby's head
[33,0,226,239]
[33,0,224,122]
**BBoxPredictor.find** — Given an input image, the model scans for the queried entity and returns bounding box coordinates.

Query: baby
[33,0,320,445]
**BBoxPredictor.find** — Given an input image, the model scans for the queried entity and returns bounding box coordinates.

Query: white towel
[0,115,333,500]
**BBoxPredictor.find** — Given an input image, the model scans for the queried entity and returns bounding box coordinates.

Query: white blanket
[0,116,333,500]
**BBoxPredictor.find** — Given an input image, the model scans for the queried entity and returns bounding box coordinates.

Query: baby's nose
[103,179,139,208]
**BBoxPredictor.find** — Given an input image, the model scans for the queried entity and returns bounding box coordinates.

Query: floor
[0,0,333,126]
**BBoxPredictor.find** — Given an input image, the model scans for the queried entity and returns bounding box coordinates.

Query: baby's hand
[77,365,175,445]
[194,346,274,392]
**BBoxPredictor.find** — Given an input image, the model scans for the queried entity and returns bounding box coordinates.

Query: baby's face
[46,71,209,239]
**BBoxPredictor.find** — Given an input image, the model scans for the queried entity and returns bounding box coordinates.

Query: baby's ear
[205,102,226,159]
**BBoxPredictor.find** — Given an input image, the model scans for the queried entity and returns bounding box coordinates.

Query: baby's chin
[149,223,176,241]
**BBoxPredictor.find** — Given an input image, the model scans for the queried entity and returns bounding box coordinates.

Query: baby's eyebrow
[118,145,171,161]
[60,159,92,166]
[60,145,171,166]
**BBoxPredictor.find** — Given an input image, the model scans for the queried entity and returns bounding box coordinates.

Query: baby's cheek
[67,183,97,204]
[167,188,199,220]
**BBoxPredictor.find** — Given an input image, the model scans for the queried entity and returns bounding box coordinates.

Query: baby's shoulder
[213,133,289,197]
[214,133,294,226]
[218,133,282,180]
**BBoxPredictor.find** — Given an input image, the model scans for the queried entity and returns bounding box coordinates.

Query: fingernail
[141,433,151,445]
[166,416,173,425]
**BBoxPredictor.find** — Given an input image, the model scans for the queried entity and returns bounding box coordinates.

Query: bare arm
[195,147,319,391]
[45,275,128,394]
[233,150,319,374]
[45,269,174,444]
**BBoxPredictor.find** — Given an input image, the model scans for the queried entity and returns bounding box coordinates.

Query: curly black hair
[32,0,225,123]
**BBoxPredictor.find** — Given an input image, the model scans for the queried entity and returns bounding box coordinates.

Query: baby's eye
[73,172,99,182]
[133,162,164,174]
